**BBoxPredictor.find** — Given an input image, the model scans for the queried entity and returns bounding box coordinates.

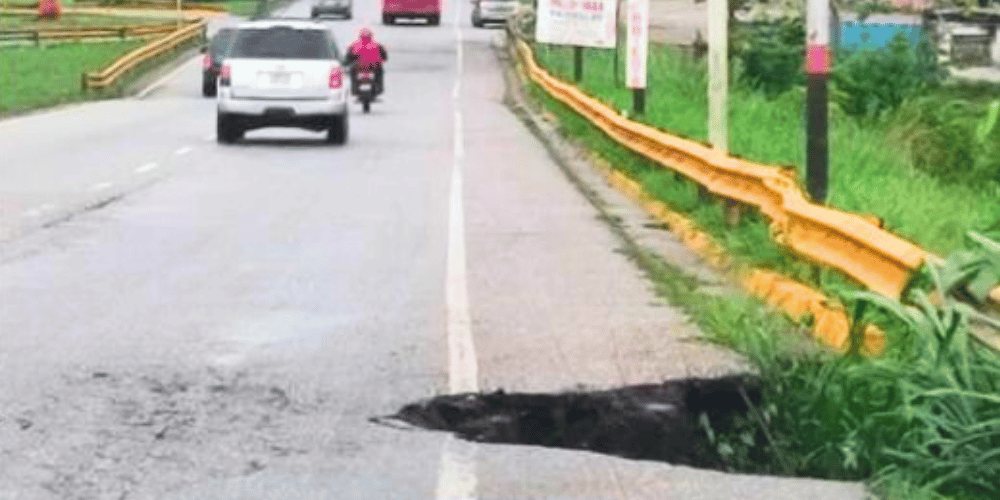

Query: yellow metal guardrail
[82,18,206,91]
[1,22,181,43]
[511,36,1000,308]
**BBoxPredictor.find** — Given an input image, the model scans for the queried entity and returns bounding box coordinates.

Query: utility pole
[805,0,831,202]
[626,0,649,114]
[707,0,728,151]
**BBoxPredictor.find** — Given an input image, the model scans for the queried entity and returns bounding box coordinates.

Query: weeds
[0,40,147,114]
[528,39,1000,255]
[520,36,1000,499]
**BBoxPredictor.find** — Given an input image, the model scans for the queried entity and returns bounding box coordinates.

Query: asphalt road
[0,1,865,498]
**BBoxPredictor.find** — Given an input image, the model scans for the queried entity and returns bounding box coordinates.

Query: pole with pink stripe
[806,0,831,202]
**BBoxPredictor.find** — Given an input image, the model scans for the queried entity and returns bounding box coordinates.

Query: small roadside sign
[625,0,649,89]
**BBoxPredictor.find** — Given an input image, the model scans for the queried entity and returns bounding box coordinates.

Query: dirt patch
[0,366,335,499]
[380,374,766,471]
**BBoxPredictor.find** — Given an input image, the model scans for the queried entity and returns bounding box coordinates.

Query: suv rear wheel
[202,77,217,97]
[428,14,440,25]
[327,114,348,145]
[382,14,394,24]
[217,113,243,144]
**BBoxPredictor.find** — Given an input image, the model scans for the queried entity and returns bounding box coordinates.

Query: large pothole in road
[378,374,768,471]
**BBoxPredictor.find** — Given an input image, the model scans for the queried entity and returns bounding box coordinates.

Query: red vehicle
[382,0,441,25]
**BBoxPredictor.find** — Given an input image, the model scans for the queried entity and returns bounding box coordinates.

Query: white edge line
[90,182,113,192]
[175,146,193,156]
[437,9,478,500]
[136,162,159,173]
[136,54,202,99]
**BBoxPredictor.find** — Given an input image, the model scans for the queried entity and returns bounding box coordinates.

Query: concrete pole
[707,0,728,151]
[806,0,831,202]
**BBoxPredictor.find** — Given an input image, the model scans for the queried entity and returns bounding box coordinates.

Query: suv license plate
[270,72,291,86]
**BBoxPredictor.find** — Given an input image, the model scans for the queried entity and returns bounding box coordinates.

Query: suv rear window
[209,29,236,56]
[228,27,334,59]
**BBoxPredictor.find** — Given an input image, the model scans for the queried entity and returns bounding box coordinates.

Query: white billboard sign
[535,0,617,48]
[626,0,649,88]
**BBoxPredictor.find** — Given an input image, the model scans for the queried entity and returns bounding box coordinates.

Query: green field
[0,40,146,114]
[531,43,1000,257]
[0,12,164,29]
[224,0,260,18]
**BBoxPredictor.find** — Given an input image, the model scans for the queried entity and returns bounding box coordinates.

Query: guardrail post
[632,88,645,114]
[80,72,88,92]
[573,45,583,82]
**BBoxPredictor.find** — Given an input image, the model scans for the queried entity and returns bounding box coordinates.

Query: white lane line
[437,10,478,500]
[136,55,201,99]
[437,437,478,500]
[204,134,215,141]
[135,162,159,173]
[39,204,55,212]
[90,182,113,191]
[175,146,193,156]
[23,209,41,218]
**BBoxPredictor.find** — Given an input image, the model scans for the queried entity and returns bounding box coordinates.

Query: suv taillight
[329,66,343,89]
[219,64,231,86]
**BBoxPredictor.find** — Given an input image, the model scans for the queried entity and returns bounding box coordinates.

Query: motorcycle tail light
[329,66,343,89]
[219,64,231,86]
[359,71,374,80]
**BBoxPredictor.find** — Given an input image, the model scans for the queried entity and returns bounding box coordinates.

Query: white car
[471,0,518,28]
[216,19,349,145]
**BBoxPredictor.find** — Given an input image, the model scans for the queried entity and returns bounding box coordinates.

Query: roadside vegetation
[223,0,260,18]
[530,25,1000,257]
[0,12,164,29]
[0,40,146,114]
[528,80,1000,499]
[509,7,1000,499]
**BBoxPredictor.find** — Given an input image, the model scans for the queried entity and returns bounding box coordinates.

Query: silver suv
[311,0,352,19]
[216,20,349,145]
[471,0,518,28]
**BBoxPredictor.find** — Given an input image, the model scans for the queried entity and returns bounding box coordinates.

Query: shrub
[831,32,943,121]
[730,18,806,97]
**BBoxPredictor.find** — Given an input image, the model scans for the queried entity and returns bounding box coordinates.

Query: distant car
[215,20,349,144]
[471,0,518,27]
[201,27,236,97]
[382,0,441,25]
[311,0,352,19]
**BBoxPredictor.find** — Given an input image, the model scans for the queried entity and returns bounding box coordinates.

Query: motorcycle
[351,65,379,114]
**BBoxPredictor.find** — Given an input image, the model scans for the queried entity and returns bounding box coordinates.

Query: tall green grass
[530,42,1000,256]
[524,45,1000,500]
[0,40,146,114]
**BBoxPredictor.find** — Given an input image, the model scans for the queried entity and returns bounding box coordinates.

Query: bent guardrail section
[512,37,938,301]
[1,22,183,44]
[82,18,206,91]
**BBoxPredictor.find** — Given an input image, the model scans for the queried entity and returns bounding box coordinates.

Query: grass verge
[0,40,147,114]
[531,42,1000,257]
[0,12,164,29]
[223,0,259,18]
[517,41,1000,500]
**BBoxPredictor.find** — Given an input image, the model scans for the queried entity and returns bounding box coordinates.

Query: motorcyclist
[344,28,387,96]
